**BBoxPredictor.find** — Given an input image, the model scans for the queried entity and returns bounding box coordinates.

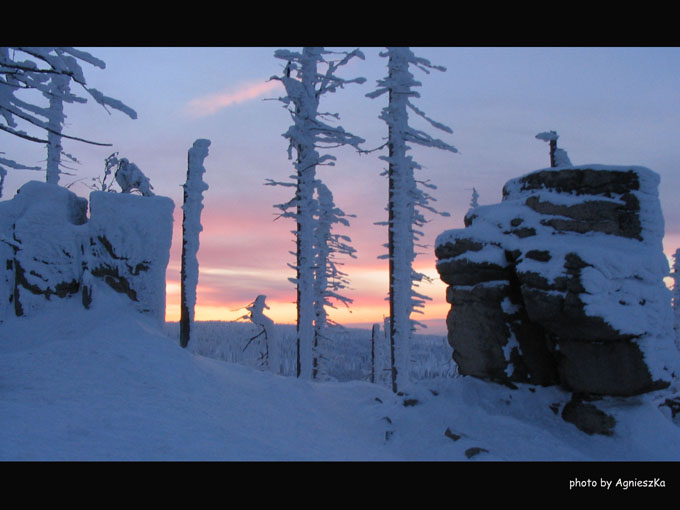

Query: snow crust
[1,291,679,461]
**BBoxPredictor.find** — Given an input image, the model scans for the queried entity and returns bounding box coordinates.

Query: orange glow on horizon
[164,263,450,326]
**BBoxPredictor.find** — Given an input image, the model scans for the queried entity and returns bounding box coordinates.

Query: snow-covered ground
[1,287,680,462]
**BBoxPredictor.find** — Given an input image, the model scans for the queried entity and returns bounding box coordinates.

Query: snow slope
[1,286,680,461]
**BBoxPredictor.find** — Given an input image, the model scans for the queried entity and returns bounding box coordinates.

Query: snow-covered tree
[0,47,137,186]
[470,187,479,209]
[267,47,365,380]
[241,295,281,373]
[367,47,457,393]
[180,139,210,349]
[536,130,571,167]
[311,179,356,379]
[673,248,680,343]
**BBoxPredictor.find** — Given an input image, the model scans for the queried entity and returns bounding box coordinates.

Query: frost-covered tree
[470,187,479,209]
[672,248,680,342]
[367,47,457,393]
[180,139,210,349]
[311,179,356,378]
[0,47,137,187]
[43,73,70,184]
[536,130,571,167]
[241,295,281,373]
[267,47,365,380]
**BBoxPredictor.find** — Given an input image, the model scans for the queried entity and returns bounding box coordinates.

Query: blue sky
[3,47,680,331]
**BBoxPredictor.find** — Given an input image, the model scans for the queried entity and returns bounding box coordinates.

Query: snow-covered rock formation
[0,182,87,319]
[435,165,679,398]
[86,191,174,322]
[0,181,174,323]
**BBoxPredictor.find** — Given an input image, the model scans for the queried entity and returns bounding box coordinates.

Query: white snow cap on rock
[437,164,679,389]
[89,191,174,322]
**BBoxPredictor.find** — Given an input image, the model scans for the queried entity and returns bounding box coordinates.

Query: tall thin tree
[672,248,680,344]
[367,47,457,393]
[267,47,365,379]
[180,139,210,349]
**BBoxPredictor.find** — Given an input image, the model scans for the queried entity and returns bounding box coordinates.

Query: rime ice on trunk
[268,47,365,380]
[180,139,210,348]
[294,50,317,379]
[386,66,412,394]
[44,74,69,185]
[367,47,457,393]
[312,180,356,379]
[673,248,680,345]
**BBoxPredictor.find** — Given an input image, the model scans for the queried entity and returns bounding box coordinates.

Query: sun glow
[165,263,450,327]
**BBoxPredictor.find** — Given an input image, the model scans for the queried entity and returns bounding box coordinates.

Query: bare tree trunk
[179,211,190,347]
[549,138,557,168]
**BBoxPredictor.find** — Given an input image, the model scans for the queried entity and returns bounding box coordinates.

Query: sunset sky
[3,47,680,334]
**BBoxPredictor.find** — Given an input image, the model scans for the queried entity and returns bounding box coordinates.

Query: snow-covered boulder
[86,191,174,322]
[0,182,174,324]
[435,165,678,397]
[0,182,88,319]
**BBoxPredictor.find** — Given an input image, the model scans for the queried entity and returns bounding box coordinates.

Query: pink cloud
[184,80,282,118]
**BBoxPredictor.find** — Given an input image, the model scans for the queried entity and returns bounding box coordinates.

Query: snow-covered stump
[244,295,281,374]
[0,182,88,318]
[436,165,679,397]
[672,248,680,348]
[180,139,210,348]
[87,191,174,322]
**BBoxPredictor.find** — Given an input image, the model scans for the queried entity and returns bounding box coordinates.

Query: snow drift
[1,284,679,461]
